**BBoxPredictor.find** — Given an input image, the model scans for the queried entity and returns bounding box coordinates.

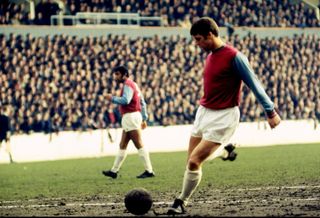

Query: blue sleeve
[111,85,133,105]
[233,52,274,113]
[140,94,148,121]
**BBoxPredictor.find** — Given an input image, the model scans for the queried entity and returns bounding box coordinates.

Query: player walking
[102,66,155,179]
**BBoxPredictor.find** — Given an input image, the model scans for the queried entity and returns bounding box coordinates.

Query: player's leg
[181,139,220,202]
[168,106,205,213]
[102,130,130,178]
[178,136,202,200]
[0,137,14,164]
[111,130,130,172]
[168,138,220,214]
[169,106,240,214]
[187,136,202,160]
[129,129,155,178]
[185,136,238,163]
[123,111,154,178]
[206,142,238,161]
[5,139,14,163]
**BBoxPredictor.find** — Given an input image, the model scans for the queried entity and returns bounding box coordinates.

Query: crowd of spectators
[0,32,319,135]
[1,0,319,27]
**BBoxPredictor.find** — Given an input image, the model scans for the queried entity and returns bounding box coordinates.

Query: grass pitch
[0,143,319,202]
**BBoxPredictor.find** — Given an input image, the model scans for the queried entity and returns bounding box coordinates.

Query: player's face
[114,71,124,83]
[192,34,214,52]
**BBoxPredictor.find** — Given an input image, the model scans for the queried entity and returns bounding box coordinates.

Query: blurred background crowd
[1,0,319,27]
[1,32,319,135]
[0,0,319,135]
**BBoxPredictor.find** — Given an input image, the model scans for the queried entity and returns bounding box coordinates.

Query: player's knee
[187,158,201,171]
[119,143,128,150]
[134,144,143,150]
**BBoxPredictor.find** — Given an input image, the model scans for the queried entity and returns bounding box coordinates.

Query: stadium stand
[0,0,319,135]
[0,0,319,27]
[0,31,319,134]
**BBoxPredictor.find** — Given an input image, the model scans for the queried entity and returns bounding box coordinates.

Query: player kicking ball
[167,17,281,215]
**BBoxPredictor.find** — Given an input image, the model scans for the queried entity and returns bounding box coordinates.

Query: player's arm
[233,52,281,128]
[140,94,148,129]
[111,85,133,105]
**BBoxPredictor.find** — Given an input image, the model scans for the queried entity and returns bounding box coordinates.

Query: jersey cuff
[266,109,277,119]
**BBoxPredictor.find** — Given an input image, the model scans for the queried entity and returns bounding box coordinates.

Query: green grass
[0,143,319,201]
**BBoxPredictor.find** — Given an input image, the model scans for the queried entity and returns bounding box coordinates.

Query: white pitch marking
[1,185,319,209]
[1,197,319,209]
[235,185,320,191]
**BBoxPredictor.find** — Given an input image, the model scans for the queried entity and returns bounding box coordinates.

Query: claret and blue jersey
[111,79,148,121]
[201,44,274,114]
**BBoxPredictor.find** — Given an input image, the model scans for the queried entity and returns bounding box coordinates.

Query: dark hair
[190,17,219,37]
[113,65,129,77]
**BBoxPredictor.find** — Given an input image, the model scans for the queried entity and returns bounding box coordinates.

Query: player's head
[112,65,129,82]
[0,104,9,115]
[190,17,219,37]
[190,17,220,52]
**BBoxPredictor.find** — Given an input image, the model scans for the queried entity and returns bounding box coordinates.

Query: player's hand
[267,111,281,129]
[141,121,147,130]
[105,94,113,100]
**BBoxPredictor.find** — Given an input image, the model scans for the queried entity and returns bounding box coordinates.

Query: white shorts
[121,111,142,132]
[191,105,240,144]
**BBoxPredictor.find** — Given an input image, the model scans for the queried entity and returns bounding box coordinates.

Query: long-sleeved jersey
[200,44,274,113]
[111,79,148,121]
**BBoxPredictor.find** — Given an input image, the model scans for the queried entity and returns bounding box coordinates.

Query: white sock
[178,168,202,204]
[138,147,153,173]
[111,149,127,172]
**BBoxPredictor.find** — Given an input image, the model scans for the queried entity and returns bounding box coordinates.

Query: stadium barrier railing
[50,12,163,26]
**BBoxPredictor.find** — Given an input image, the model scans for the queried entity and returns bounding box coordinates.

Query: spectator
[0,32,319,136]
[1,0,319,27]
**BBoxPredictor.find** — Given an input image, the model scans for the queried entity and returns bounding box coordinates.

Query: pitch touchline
[196,197,320,205]
[1,185,319,209]
[1,197,319,209]
[2,184,320,205]
[236,185,320,191]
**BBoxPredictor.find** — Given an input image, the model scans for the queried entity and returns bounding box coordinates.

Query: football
[124,188,153,215]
